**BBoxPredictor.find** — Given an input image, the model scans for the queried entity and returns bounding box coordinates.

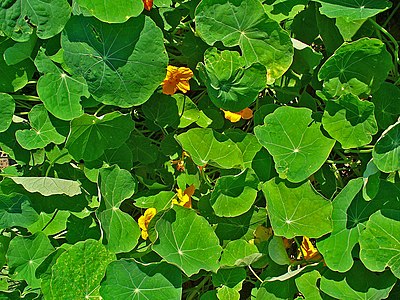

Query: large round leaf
[322,93,378,149]
[359,211,400,278]
[7,232,54,288]
[372,120,400,173]
[318,38,392,95]
[100,260,182,300]
[152,206,222,276]
[372,82,400,129]
[62,15,168,107]
[254,106,335,183]
[176,128,243,169]
[76,0,143,23]
[0,93,15,133]
[0,0,71,42]
[195,0,293,83]
[42,240,115,299]
[65,112,134,162]
[262,178,333,238]
[198,48,266,111]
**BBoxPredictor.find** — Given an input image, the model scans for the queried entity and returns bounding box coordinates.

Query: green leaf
[0,193,39,229]
[0,93,15,133]
[372,82,400,129]
[3,34,37,65]
[15,105,65,150]
[128,135,158,164]
[10,177,81,197]
[254,106,335,183]
[43,240,115,299]
[318,38,393,95]
[322,94,378,149]
[176,128,243,169]
[134,191,175,211]
[152,206,222,276]
[225,130,262,169]
[142,94,180,130]
[7,232,54,288]
[36,52,89,121]
[0,236,10,268]
[359,211,400,278]
[28,211,69,235]
[76,0,143,23]
[100,260,182,300]
[98,209,140,253]
[210,169,258,217]
[195,0,293,83]
[99,165,137,209]
[175,94,201,128]
[62,15,168,107]
[220,239,261,267]
[314,0,392,20]
[65,215,101,244]
[320,261,396,300]
[262,178,333,238]
[295,270,322,300]
[198,48,266,111]
[373,120,400,173]
[0,0,71,42]
[65,112,134,161]
[263,0,309,22]
[268,236,291,265]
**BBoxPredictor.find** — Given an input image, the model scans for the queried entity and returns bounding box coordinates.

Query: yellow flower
[172,185,195,208]
[222,107,253,123]
[138,208,157,240]
[162,66,193,95]
[297,237,322,261]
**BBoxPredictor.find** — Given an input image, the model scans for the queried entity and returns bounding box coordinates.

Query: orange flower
[162,66,193,95]
[172,185,195,208]
[297,237,322,261]
[138,208,157,240]
[143,0,153,11]
[222,108,253,123]
[171,151,189,172]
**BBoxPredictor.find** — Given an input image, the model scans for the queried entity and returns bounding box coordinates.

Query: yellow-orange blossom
[162,66,193,95]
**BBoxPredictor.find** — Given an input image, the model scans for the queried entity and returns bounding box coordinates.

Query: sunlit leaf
[10,177,81,197]
[373,120,400,173]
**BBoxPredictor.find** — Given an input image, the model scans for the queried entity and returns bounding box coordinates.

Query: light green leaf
[263,0,309,22]
[7,232,54,288]
[359,211,400,278]
[0,0,71,42]
[15,105,65,150]
[372,82,400,129]
[176,128,243,169]
[373,120,400,173]
[0,193,38,229]
[295,270,322,300]
[62,15,168,107]
[100,260,182,300]
[254,106,335,183]
[65,112,134,161]
[320,261,396,300]
[175,94,201,128]
[268,236,291,265]
[195,0,293,83]
[314,0,391,20]
[28,211,69,235]
[153,206,222,276]
[3,34,37,65]
[10,177,81,197]
[262,178,333,238]
[99,165,137,209]
[225,130,262,169]
[43,240,115,299]
[322,93,378,149]
[98,209,140,253]
[134,191,175,211]
[335,17,366,41]
[220,239,261,267]
[318,38,393,95]
[76,0,143,23]
[0,93,15,133]
[210,169,258,217]
[198,48,266,111]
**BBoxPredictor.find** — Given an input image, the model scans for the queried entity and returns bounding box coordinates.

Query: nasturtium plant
[0,0,399,298]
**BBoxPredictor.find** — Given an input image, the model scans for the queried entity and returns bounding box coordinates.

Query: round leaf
[76,0,143,23]
[0,93,15,133]
[262,178,333,238]
[372,82,400,129]
[62,15,168,107]
[198,48,266,111]
[195,0,293,83]
[254,106,335,183]
[152,206,222,276]
[100,260,182,300]
[219,239,261,267]
[322,94,378,149]
[373,120,400,173]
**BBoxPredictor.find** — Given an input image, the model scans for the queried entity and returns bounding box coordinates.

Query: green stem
[383,2,400,28]
[45,152,69,177]
[94,105,106,117]
[248,265,264,283]
[12,95,41,102]
[186,276,209,300]
[344,149,373,154]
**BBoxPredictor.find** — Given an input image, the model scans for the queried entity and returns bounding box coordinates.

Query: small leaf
[152,206,222,276]
[100,260,182,300]
[373,120,400,173]
[262,178,333,238]
[10,177,81,197]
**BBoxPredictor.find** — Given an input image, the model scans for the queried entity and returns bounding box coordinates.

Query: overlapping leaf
[0,93,15,133]
[10,177,81,197]
[0,193,38,229]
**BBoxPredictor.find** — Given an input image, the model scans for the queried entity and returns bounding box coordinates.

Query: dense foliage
[0,0,399,299]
